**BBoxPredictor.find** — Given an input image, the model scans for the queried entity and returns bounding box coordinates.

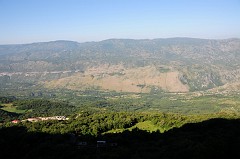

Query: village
[11,116,69,123]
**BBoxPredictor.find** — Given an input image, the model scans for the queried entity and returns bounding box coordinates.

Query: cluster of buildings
[11,116,68,123]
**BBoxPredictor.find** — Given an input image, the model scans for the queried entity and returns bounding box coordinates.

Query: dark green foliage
[0,109,18,122]
[1,89,240,115]
[11,111,238,137]
[18,112,139,136]
[14,99,77,117]
[0,96,16,103]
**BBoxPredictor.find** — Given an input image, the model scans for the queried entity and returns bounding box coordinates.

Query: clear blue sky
[0,0,240,44]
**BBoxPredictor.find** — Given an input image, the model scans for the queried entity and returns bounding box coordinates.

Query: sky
[0,0,240,44]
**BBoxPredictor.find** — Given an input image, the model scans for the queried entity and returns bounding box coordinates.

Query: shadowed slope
[0,118,239,159]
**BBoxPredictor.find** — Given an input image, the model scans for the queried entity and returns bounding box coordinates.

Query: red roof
[11,120,20,123]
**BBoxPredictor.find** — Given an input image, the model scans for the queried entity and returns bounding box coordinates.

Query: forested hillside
[0,111,239,159]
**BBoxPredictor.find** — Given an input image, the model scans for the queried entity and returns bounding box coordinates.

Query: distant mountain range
[0,38,240,93]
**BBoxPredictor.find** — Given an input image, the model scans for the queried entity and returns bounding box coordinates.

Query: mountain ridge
[0,37,239,93]
[1,37,239,46]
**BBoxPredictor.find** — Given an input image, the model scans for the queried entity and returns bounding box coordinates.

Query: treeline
[24,112,179,136]
[2,111,237,137]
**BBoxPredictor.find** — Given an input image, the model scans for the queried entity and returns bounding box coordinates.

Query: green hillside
[0,111,239,159]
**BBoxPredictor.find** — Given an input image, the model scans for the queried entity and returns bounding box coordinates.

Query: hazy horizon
[1,0,240,44]
[1,36,240,45]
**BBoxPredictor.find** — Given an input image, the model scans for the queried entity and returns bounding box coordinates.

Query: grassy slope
[0,103,26,114]
[130,120,164,132]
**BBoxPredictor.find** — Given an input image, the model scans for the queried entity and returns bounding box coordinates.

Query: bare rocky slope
[0,38,239,93]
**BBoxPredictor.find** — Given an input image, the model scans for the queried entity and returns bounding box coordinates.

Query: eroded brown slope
[44,65,189,93]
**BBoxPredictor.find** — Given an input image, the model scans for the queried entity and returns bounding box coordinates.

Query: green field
[0,103,26,114]
[129,120,163,132]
